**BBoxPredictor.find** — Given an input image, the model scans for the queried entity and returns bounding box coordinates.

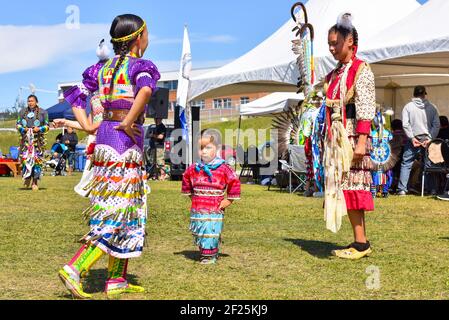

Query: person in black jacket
[62,127,78,175]
[438,116,449,140]
[150,118,167,180]
[16,95,49,190]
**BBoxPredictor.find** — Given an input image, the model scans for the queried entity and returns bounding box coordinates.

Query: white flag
[176,25,192,109]
[176,26,192,165]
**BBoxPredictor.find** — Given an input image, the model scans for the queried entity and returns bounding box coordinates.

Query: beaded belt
[193,189,225,197]
[93,161,143,169]
[103,109,145,125]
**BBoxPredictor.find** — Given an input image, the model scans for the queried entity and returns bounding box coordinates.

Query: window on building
[223,98,232,109]
[240,97,250,105]
[157,80,178,91]
[213,99,223,109]
[192,100,205,109]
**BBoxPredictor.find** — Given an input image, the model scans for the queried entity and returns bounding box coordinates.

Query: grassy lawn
[0,120,16,128]
[0,129,88,157]
[0,174,449,300]
[1,116,268,155]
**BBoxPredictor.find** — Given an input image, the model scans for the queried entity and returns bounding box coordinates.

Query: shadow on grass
[174,250,230,262]
[83,269,140,294]
[18,187,48,191]
[284,238,346,259]
[439,237,449,241]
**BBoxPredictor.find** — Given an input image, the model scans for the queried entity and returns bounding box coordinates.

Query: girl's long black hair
[109,14,145,95]
[328,24,359,56]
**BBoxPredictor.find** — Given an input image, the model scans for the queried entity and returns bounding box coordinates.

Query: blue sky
[0,0,428,112]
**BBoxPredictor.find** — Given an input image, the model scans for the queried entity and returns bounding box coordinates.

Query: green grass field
[0,127,88,157]
[0,116,269,156]
[0,174,449,300]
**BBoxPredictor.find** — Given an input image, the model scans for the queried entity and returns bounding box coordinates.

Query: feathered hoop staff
[291,2,315,97]
[271,106,302,160]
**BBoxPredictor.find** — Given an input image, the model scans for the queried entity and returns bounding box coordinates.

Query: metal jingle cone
[87,159,95,171]
[102,155,112,169]
[132,151,139,164]
[113,211,121,221]
[123,207,130,221]
[102,212,115,221]
[120,160,127,175]
[89,208,103,218]
[110,185,121,197]
[98,182,109,195]
[88,179,103,193]
[121,180,132,194]
[78,231,91,243]
[89,234,103,242]
[82,203,96,216]
[95,149,103,163]
[107,161,119,171]
[82,177,98,191]
[90,150,96,164]
[99,149,108,165]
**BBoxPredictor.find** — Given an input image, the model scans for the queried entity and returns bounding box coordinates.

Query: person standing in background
[16,95,49,191]
[62,127,78,176]
[437,116,449,140]
[398,86,440,196]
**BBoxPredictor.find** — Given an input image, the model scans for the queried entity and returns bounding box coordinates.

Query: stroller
[47,142,69,176]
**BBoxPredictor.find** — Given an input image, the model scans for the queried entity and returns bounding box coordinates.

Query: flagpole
[176,25,193,167]
[187,101,193,166]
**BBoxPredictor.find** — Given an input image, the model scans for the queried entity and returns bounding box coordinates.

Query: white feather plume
[337,12,354,30]
[384,107,395,116]
[96,39,111,61]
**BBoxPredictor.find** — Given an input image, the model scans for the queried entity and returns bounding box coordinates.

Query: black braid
[109,42,130,97]
[108,14,145,98]
[352,27,359,46]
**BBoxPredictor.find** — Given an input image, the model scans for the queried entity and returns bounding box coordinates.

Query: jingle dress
[64,55,160,258]
[16,107,49,181]
[74,62,106,197]
[323,57,376,232]
[182,159,241,257]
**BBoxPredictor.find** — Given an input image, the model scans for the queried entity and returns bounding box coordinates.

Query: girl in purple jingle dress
[58,14,160,299]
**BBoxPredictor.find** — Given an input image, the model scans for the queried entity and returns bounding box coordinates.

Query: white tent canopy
[189,0,421,101]
[240,92,305,116]
[344,0,449,87]
[359,0,449,116]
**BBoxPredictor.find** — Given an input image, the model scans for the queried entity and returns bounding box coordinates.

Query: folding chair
[421,139,449,197]
[239,145,261,184]
[279,159,307,193]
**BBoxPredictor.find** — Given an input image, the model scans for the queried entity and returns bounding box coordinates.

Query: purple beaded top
[64,57,160,154]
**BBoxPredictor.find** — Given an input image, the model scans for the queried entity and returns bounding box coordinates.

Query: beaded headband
[111,21,146,43]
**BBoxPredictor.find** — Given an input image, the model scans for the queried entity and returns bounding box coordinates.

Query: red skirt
[343,190,374,211]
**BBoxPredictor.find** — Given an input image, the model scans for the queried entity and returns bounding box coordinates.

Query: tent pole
[393,87,397,117]
[236,115,242,171]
